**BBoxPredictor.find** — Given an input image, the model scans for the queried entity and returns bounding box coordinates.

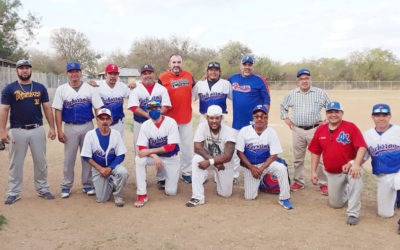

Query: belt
[65,121,88,125]
[13,124,41,130]
[297,124,319,130]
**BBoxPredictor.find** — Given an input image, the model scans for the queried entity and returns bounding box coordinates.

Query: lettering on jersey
[139,96,162,108]
[368,144,400,156]
[199,92,227,101]
[170,79,190,89]
[102,96,124,105]
[336,131,350,145]
[34,99,40,105]
[231,83,251,93]
[149,136,168,148]
[93,150,105,159]
[63,98,91,109]
[14,90,41,101]
[245,143,270,153]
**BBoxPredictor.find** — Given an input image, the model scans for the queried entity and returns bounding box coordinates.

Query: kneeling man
[186,105,236,207]
[81,108,129,207]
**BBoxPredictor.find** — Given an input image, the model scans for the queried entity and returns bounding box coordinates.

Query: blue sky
[19,0,400,63]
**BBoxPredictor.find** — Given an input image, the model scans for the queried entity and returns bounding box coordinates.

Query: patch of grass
[0,215,7,230]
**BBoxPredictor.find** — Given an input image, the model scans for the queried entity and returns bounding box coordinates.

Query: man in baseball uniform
[236,104,293,210]
[134,100,180,208]
[158,55,195,184]
[229,56,271,182]
[81,108,129,207]
[0,60,56,204]
[52,61,104,198]
[95,64,130,136]
[192,61,232,124]
[309,101,366,225]
[186,105,236,207]
[280,68,330,195]
[363,104,400,218]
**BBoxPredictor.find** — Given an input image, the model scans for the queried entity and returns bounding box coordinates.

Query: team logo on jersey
[199,92,227,101]
[64,98,91,108]
[149,136,168,148]
[245,143,270,153]
[102,96,124,105]
[170,79,190,89]
[368,144,400,156]
[34,99,40,105]
[231,83,251,93]
[14,90,41,100]
[336,131,350,145]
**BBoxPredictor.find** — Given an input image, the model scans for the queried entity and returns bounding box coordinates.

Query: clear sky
[19,0,400,63]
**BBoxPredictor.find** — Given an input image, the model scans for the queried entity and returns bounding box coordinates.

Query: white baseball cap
[206,105,223,116]
[97,108,112,117]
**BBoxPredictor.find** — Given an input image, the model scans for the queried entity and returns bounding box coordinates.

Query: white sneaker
[114,196,125,207]
[60,188,70,198]
[83,188,96,196]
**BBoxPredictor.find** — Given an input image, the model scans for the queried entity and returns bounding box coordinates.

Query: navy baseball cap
[252,104,268,114]
[326,101,343,111]
[207,61,221,70]
[140,64,155,74]
[16,59,32,68]
[241,55,254,64]
[297,68,311,77]
[66,61,81,72]
[372,103,391,115]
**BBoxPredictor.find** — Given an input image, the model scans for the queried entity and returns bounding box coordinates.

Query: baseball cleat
[181,175,192,184]
[185,198,204,207]
[279,199,293,210]
[83,187,96,196]
[347,216,359,225]
[60,188,70,198]
[4,195,21,205]
[38,192,55,200]
[114,196,125,207]
[290,183,304,192]
[320,185,328,196]
[134,194,148,208]
[157,180,166,190]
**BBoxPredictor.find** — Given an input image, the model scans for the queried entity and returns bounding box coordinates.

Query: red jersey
[158,70,194,124]
[308,120,367,174]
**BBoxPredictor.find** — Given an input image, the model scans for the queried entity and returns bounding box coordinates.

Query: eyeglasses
[253,114,268,119]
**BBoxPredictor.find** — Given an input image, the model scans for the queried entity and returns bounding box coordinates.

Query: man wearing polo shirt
[52,61,104,198]
[280,68,330,195]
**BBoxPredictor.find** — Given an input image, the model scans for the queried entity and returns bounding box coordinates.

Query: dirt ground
[1,89,400,249]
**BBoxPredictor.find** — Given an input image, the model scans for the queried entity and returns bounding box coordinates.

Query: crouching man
[81,108,129,207]
[186,105,236,207]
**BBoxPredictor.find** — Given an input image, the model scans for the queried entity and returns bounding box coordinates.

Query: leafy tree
[0,0,41,60]
[50,27,100,77]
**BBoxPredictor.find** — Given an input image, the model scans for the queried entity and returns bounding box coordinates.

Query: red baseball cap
[105,64,119,73]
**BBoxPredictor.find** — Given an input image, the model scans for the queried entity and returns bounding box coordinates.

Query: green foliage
[0,0,41,60]
[0,214,6,230]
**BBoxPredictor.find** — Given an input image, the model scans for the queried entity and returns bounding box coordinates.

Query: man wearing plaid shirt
[280,68,330,195]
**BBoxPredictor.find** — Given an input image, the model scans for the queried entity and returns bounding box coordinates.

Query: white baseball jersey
[137,116,180,157]
[52,82,104,123]
[194,122,236,159]
[236,125,283,164]
[364,125,400,175]
[97,80,130,123]
[127,82,171,123]
[192,78,232,114]
[81,128,127,166]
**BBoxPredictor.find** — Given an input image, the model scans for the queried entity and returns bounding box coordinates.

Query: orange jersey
[158,70,194,124]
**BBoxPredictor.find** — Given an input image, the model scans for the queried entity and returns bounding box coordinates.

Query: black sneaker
[157,180,166,190]
[38,192,55,200]
[185,198,204,207]
[4,195,21,205]
[0,141,5,150]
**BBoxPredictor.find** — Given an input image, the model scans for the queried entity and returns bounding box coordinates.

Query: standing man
[186,105,236,207]
[236,105,293,210]
[228,55,271,181]
[363,104,400,218]
[309,101,366,225]
[192,61,232,123]
[52,61,104,198]
[0,60,56,204]
[134,101,180,207]
[96,64,130,136]
[280,68,330,195]
[81,108,129,207]
[158,55,195,184]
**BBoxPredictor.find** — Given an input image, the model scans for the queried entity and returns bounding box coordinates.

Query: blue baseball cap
[241,55,254,64]
[372,103,391,115]
[297,68,311,77]
[147,100,161,109]
[16,59,32,68]
[252,104,268,114]
[66,61,81,72]
[326,101,343,111]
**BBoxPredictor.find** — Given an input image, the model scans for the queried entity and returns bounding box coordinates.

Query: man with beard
[0,60,56,204]
[158,55,195,184]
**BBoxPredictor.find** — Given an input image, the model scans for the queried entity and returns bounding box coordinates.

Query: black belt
[13,124,41,130]
[65,121,88,125]
[297,124,319,130]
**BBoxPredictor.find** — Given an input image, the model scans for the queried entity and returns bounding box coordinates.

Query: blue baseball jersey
[236,125,282,164]
[228,74,270,130]
[364,125,400,175]
[1,81,48,128]
[52,82,104,123]
[192,78,232,114]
